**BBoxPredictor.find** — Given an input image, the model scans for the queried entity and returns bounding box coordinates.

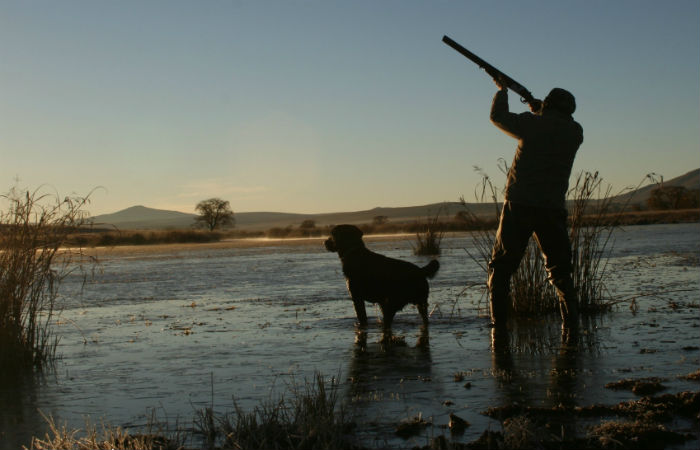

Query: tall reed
[462,167,641,316]
[0,186,91,369]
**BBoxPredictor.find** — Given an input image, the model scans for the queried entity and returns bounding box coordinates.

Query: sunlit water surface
[1,223,698,448]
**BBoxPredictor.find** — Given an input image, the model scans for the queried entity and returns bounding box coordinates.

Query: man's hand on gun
[442,36,543,113]
[493,75,507,92]
[493,75,542,113]
[528,98,543,114]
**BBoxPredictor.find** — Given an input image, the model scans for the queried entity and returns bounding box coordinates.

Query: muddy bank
[464,390,699,450]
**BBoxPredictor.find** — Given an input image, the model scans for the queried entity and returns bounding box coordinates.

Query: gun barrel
[442,35,535,105]
[442,36,493,74]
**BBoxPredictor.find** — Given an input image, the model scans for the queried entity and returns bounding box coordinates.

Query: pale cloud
[176,180,270,199]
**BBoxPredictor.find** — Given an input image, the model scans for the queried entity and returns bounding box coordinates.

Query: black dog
[325,224,440,329]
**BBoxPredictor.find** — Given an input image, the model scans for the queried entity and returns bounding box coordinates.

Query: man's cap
[544,88,576,115]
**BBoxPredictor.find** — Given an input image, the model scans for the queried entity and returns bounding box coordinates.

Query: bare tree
[194,198,234,231]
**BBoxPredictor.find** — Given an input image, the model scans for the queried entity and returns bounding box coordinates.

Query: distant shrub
[299,219,316,229]
[412,210,444,256]
[647,185,700,210]
[372,215,389,225]
[88,229,223,247]
[267,226,294,238]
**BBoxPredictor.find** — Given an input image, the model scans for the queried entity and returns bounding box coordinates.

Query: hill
[611,168,699,206]
[90,205,196,230]
[90,202,486,231]
[90,169,698,231]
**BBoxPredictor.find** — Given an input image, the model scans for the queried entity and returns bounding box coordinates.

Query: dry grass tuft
[196,373,357,450]
[27,411,182,450]
[412,210,445,256]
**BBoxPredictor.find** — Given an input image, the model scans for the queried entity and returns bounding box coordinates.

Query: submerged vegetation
[0,186,91,370]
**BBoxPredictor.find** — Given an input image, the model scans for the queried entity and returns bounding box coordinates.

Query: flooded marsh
[0,223,698,448]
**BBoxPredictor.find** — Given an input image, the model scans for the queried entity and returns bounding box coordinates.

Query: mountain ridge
[90,169,699,230]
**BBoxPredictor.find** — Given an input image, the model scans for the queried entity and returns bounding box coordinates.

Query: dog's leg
[416,324,429,348]
[352,297,368,327]
[417,303,429,327]
[354,328,367,352]
[381,305,397,331]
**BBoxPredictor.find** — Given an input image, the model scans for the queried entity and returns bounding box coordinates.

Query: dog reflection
[348,327,433,402]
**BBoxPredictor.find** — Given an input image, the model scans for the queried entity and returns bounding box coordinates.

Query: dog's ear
[332,224,363,240]
[353,226,364,239]
[324,237,337,252]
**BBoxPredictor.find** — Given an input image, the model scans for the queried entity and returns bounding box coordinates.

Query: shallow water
[1,223,698,448]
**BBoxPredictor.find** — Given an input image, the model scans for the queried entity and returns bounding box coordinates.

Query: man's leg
[533,209,579,328]
[488,202,532,327]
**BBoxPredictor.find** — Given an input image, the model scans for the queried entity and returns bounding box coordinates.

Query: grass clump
[28,411,183,450]
[196,373,357,450]
[589,421,691,450]
[679,369,700,381]
[0,186,92,370]
[412,210,445,256]
[605,377,668,396]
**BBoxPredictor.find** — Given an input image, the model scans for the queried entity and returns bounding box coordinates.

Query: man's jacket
[490,89,583,210]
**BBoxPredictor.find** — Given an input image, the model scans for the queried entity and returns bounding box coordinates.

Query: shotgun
[442,35,541,111]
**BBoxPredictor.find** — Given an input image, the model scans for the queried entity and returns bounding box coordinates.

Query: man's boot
[488,271,510,328]
[555,279,579,329]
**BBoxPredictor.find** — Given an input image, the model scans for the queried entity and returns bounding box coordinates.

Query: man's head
[543,88,576,116]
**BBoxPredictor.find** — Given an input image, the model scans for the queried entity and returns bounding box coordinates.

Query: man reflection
[490,322,583,441]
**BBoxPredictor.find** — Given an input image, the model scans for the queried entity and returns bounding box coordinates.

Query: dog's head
[324,224,364,255]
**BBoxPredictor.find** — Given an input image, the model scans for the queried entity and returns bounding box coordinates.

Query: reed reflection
[0,371,49,448]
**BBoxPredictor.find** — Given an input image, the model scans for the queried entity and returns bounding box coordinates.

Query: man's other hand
[493,76,507,91]
[529,99,543,113]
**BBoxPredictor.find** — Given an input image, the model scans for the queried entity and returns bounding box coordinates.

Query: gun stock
[442,35,538,108]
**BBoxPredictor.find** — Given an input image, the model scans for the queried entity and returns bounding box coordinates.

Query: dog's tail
[422,259,440,279]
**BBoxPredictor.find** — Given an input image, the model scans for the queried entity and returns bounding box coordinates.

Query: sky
[1,0,698,216]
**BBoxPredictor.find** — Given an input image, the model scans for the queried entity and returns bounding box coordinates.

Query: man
[488,78,583,329]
